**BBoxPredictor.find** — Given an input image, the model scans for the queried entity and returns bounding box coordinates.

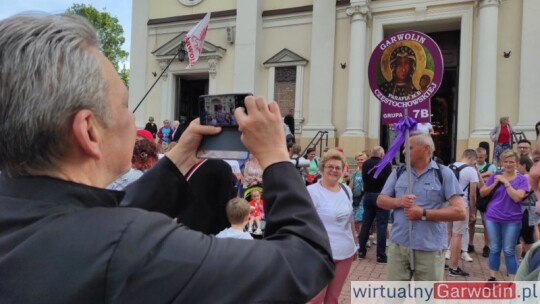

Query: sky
[0,0,132,66]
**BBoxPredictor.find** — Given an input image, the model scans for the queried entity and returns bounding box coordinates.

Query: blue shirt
[351,171,363,198]
[476,162,496,173]
[381,161,463,251]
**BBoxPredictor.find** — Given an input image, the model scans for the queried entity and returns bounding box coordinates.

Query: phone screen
[199,94,249,127]
[197,93,252,160]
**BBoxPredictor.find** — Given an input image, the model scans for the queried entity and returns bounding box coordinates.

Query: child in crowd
[216,198,253,240]
[248,189,264,234]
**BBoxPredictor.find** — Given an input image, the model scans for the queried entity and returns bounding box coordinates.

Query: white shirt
[417,122,433,134]
[452,162,479,207]
[215,227,253,240]
[107,169,144,191]
[307,182,356,260]
[224,160,241,174]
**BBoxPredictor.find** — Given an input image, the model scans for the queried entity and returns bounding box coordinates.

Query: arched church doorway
[175,74,208,122]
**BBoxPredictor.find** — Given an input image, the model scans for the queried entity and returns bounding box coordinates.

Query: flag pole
[404,108,415,279]
[133,12,210,113]
[132,43,184,114]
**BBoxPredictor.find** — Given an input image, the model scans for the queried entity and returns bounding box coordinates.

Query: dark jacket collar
[0,174,124,208]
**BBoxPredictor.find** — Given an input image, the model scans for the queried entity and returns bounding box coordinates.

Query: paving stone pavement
[338,232,514,304]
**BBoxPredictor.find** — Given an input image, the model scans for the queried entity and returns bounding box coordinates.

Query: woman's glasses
[324,165,343,172]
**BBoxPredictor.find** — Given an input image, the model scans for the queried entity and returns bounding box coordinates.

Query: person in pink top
[248,189,264,234]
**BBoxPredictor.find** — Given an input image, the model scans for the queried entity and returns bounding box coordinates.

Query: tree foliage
[66,3,129,87]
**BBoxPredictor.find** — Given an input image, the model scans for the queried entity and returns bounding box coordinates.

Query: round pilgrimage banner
[368,31,443,124]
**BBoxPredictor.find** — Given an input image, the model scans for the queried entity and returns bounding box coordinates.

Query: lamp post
[178,41,187,62]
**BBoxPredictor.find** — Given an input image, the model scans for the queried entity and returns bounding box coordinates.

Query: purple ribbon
[369,117,418,178]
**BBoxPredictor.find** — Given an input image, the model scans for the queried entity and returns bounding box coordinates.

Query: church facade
[129,0,538,163]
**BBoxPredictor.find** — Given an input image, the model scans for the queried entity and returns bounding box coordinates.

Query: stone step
[474,212,485,233]
[475,224,484,234]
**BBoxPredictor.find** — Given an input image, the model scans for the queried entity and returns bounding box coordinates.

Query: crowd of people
[142,117,188,153]
[189,124,539,298]
[277,115,540,288]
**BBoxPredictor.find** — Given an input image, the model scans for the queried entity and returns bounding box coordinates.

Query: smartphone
[196,93,252,160]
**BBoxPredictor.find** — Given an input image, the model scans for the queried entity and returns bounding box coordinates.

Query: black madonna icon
[368,31,443,124]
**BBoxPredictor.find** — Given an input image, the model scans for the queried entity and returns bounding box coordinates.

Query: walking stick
[404,108,415,279]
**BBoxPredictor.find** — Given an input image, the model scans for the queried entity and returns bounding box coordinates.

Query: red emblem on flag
[184,12,211,69]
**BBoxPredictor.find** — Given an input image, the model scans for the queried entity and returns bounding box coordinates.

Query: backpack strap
[396,164,406,180]
[457,164,469,171]
[435,163,444,185]
[479,162,491,174]
[523,190,536,202]
[339,183,351,201]
[449,163,470,192]
[448,163,468,175]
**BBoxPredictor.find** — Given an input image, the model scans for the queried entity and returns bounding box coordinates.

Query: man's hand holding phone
[165,119,220,175]
[167,95,289,174]
[235,96,290,170]
[196,93,251,160]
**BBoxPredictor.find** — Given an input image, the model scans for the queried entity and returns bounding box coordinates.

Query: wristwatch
[421,208,427,221]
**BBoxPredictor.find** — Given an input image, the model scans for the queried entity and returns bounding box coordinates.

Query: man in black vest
[357,146,393,264]
[284,109,295,137]
[172,118,187,142]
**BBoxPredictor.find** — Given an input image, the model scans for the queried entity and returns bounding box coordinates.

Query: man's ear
[71,109,103,160]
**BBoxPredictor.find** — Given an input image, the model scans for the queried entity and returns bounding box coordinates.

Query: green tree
[119,65,130,88]
[67,3,129,87]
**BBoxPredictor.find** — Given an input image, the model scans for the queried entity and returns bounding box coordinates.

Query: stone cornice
[478,0,500,9]
[345,1,371,21]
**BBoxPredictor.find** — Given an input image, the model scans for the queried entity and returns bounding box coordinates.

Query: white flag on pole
[184,12,211,69]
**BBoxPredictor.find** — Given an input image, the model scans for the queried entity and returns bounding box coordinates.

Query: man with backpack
[473,146,497,257]
[447,149,479,276]
[476,147,497,180]
[377,132,465,281]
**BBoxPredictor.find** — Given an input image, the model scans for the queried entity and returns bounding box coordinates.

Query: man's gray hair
[370,146,385,158]
[410,131,435,157]
[0,13,110,176]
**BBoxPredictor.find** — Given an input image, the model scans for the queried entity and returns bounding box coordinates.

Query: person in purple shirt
[480,149,529,281]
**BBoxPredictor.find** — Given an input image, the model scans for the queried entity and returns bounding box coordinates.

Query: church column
[303,0,337,137]
[129,0,150,126]
[471,0,500,137]
[343,0,370,137]
[233,0,262,93]
[266,67,275,102]
[516,0,540,137]
[208,58,218,94]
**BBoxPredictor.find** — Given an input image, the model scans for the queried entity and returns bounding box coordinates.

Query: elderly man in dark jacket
[0,14,334,304]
